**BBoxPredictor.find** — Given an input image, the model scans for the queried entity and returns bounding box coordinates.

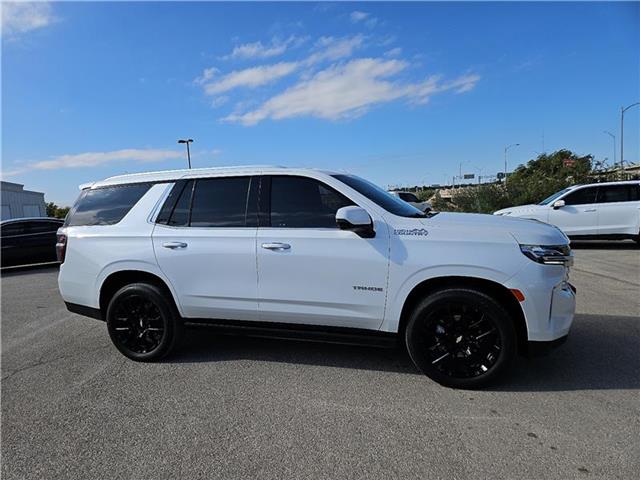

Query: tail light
[56,233,67,263]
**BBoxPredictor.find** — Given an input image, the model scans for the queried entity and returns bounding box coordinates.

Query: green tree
[506,149,593,206]
[45,202,70,219]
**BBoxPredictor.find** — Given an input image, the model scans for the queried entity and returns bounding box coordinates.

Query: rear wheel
[106,283,183,361]
[405,288,517,389]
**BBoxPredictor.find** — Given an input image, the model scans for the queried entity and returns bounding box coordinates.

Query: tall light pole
[458,160,471,186]
[603,131,616,167]
[178,138,193,169]
[621,102,639,173]
[504,143,520,182]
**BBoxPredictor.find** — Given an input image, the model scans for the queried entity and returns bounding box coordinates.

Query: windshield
[333,174,426,217]
[539,187,572,205]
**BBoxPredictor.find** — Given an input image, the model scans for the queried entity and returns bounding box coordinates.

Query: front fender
[381,265,516,333]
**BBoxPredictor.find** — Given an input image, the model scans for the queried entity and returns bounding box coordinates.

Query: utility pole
[603,131,616,168]
[620,102,639,175]
[503,143,520,183]
[178,138,194,169]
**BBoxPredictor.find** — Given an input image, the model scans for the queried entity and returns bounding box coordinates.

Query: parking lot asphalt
[1,242,639,480]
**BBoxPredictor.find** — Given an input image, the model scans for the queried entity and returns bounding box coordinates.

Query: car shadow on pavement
[172,326,421,375]
[494,313,640,392]
[171,313,639,390]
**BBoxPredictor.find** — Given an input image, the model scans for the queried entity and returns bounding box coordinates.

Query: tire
[106,283,184,362]
[405,288,517,389]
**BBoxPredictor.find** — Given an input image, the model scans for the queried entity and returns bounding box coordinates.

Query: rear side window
[190,177,250,227]
[156,177,255,227]
[66,183,151,226]
[269,176,354,228]
[1,223,26,237]
[597,185,639,203]
[563,187,598,206]
[28,221,62,233]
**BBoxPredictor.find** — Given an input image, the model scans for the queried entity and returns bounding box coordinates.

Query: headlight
[520,244,573,266]
[495,211,511,216]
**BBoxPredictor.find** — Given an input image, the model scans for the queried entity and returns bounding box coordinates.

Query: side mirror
[552,199,565,209]
[336,206,375,238]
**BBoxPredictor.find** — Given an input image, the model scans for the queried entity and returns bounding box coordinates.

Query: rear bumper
[65,302,103,321]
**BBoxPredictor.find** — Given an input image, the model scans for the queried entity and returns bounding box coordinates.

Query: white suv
[388,190,432,212]
[494,180,640,242]
[58,166,576,388]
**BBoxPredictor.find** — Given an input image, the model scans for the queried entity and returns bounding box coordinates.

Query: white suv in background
[58,166,575,389]
[494,180,640,242]
[388,190,432,212]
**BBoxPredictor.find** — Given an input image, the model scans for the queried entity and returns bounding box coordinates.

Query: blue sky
[2,1,639,205]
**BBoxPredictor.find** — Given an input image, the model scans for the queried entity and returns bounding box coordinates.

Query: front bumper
[504,261,577,342]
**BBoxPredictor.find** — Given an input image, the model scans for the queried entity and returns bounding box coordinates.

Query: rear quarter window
[65,183,152,226]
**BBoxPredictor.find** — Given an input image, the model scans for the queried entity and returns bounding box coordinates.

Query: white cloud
[197,35,364,96]
[200,62,299,95]
[350,10,378,28]
[223,35,305,60]
[384,47,402,57]
[2,148,183,177]
[305,35,364,65]
[1,2,56,36]
[350,11,370,23]
[223,59,480,126]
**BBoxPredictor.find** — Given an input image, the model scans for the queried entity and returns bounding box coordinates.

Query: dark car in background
[1,217,64,267]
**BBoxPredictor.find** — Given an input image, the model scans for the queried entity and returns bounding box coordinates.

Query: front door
[549,186,599,236]
[256,175,390,330]
[152,176,259,320]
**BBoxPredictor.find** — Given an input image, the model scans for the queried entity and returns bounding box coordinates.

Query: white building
[1,181,47,220]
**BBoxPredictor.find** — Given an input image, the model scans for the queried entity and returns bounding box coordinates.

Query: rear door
[595,184,640,236]
[1,222,27,266]
[27,220,62,262]
[549,186,599,235]
[152,176,259,320]
[256,175,390,329]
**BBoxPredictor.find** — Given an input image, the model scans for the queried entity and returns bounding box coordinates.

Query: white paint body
[59,167,576,343]
[494,180,640,238]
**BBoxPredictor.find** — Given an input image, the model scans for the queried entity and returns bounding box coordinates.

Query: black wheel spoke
[418,301,502,379]
[110,294,165,355]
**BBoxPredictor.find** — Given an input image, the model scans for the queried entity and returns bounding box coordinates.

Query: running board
[183,318,398,348]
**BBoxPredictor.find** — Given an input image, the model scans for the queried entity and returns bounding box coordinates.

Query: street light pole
[503,143,520,182]
[603,131,616,167]
[178,138,194,169]
[620,102,639,174]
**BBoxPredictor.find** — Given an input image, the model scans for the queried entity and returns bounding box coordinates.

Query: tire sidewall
[405,288,517,389]
[106,283,182,362]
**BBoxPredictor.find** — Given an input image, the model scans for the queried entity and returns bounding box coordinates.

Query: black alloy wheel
[106,283,183,361]
[405,288,517,389]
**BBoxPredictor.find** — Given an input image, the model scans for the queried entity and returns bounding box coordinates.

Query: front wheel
[106,283,183,361]
[405,288,517,389]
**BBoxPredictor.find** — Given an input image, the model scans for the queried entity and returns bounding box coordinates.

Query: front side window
[563,187,598,206]
[270,176,354,228]
[597,185,639,203]
[333,174,425,217]
[66,183,152,226]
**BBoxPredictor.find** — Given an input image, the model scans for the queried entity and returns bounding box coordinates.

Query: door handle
[163,241,188,249]
[261,242,291,251]
[583,208,597,212]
